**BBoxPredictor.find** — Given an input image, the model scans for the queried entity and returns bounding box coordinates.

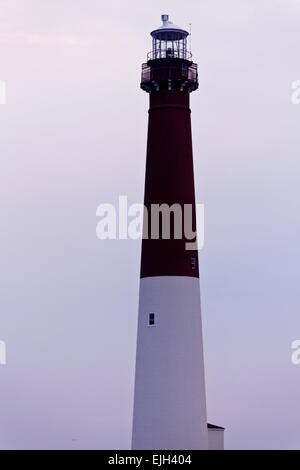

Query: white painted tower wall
[132,276,208,450]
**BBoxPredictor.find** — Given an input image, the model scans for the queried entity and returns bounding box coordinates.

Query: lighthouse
[132,15,224,450]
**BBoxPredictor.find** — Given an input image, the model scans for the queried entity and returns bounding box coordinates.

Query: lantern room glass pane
[152,37,187,59]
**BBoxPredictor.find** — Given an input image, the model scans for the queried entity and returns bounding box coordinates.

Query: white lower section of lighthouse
[132,276,208,450]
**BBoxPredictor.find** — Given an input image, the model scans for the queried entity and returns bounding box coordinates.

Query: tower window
[191,256,196,269]
[148,313,155,326]
[182,63,188,77]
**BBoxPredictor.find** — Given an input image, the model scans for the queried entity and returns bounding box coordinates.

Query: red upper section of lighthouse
[140,15,200,279]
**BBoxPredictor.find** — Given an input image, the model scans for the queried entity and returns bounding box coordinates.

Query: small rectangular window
[182,63,188,77]
[191,256,196,269]
[149,313,155,326]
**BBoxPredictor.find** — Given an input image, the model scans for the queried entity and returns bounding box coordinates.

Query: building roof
[151,14,189,41]
[207,423,225,430]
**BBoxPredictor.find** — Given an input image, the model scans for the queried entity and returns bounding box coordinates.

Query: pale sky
[1,0,300,449]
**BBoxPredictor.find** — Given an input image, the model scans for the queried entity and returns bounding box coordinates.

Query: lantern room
[149,14,190,60]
